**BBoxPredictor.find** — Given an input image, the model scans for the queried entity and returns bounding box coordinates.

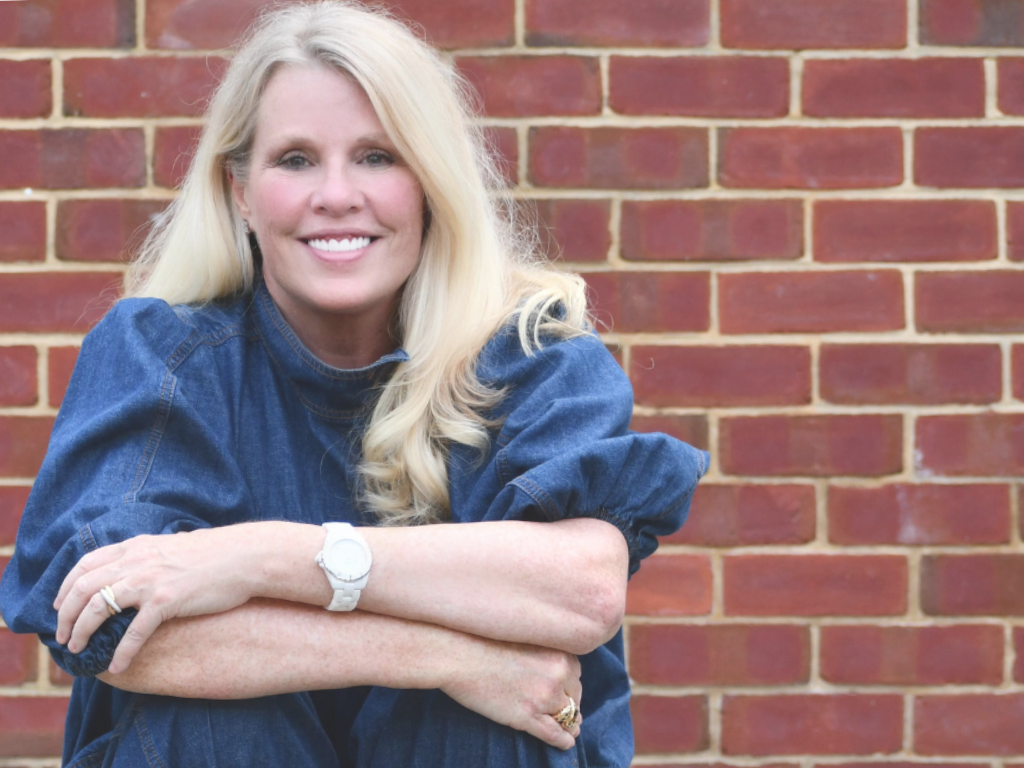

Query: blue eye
[278,154,310,169]
[363,150,394,167]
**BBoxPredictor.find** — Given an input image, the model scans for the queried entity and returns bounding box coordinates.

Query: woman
[0,3,707,766]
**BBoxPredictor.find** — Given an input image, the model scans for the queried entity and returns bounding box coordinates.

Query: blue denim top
[0,282,708,766]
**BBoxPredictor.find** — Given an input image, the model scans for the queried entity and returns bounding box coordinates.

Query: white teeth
[308,237,372,252]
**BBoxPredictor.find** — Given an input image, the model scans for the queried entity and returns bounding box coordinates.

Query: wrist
[248,522,332,606]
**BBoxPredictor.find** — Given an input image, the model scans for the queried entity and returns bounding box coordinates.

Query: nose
[311,162,364,215]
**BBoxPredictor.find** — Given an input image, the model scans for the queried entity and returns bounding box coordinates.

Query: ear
[228,170,251,221]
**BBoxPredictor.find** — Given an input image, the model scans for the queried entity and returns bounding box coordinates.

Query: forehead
[253,63,386,144]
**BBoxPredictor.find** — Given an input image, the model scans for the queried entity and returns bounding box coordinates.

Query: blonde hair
[126,1,589,525]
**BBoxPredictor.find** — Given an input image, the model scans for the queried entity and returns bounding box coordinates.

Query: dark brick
[665,483,816,546]
[0,129,145,190]
[526,0,709,47]
[721,0,906,49]
[0,59,51,118]
[585,272,710,333]
[530,127,709,189]
[720,128,903,189]
[458,56,600,117]
[0,202,46,263]
[917,128,1024,188]
[814,200,996,262]
[621,199,803,261]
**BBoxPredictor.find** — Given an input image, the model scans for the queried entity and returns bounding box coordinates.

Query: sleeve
[0,300,254,677]
[478,331,709,576]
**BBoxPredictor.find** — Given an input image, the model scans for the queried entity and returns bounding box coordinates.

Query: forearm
[97,598,465,698]
[255,518,628,654]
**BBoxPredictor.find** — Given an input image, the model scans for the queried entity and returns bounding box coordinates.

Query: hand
[441,635,583,750]
[53,528,258,674]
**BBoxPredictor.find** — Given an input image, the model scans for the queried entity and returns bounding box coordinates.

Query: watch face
[327,538,371,581]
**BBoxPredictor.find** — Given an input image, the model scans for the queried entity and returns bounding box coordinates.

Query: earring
[243,220,251,233]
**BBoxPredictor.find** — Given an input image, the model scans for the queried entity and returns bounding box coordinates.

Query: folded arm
[57,516,628,673]
[97,597,585,750]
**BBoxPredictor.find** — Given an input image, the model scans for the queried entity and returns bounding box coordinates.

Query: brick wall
[1,0,1023,763]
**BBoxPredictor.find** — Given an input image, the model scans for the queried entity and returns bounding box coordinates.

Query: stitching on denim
[79,522,98,553]
[66,750,105,768]
[133,704,168,768]
[259,334,368,422]
[509,476,560,520]
[165,324,252,373]
[496,447,511,485]
[124,370,175,504]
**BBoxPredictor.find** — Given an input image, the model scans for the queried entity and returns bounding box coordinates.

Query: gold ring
[553,696,578,729]
[99,585,122,616]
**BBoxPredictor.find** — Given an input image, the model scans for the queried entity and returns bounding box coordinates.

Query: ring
[99,585,122,616]
[553,696,579,729]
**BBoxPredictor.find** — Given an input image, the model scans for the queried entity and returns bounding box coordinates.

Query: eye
[361,149,395,168]
[276,153,311,170]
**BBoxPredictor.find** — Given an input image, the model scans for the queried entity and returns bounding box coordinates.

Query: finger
[55,545,124,609]
[527,715,575,751]
[67,591,117,654]
[108,608,162,674]
[56,565,129,645]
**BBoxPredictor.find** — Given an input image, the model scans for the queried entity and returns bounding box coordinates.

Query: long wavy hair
[125,1,590,525]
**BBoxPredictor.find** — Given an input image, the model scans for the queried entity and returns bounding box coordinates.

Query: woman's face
[231,64,424,362]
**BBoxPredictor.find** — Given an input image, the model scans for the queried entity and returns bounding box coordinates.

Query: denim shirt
[0,283,708,767]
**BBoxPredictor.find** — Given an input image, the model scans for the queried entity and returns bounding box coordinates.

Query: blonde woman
[0,3,707,766]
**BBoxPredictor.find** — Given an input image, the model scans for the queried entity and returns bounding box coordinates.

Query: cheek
[251,177,308,228]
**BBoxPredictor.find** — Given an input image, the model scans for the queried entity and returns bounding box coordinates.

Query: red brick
[721,415,902,477]
[458,56,600,117]
[0,59,51,118]
[0,202,46,263]
[665,483,816,546]
[998,58,1024,114]
[829,484,1011,546]
[814,200,996,263]
[917,271,1024,333]
[0,629,39,686]
[917,414,1024,477]
[50,658,75,687]
[0,486,30,546]
[922,555,1024,616]
[154,125,201,188]
[1009,203,1024,260]
[57,199,169,263]
[626,555,713,616]
[0,0,134,47]
[917,128,1024,188]
[0,129,145,190]
[609,56,789,117]
[804,59,984,118]
[921,0,1024,46]
[483,127,518,187]
[720,271,904,334]
[64,56,226,118]
[724,555,908,617]
[0,273,119,333]
[48,346,80,408]
[146,0,513,50]
[630,414,709,451]
[621,199,803,262]
[820,344,1001,405]
[1016,628,1024,681]
[631,695,709,754]
[1013,344,1024,399]
[0,696,67,757]
[821,625,1004,686]
[0,347,37,407]
[720,128,903,189]
[584,272,710,333]
[526,0,708,47]
[0,417,55,478]
[916,695,1024,754]
[722,695,903,755]
[721,0,906,49]
[630,624,810,686]
[530,127,708,189]
[631,345,810,407]
[533,199,610,263]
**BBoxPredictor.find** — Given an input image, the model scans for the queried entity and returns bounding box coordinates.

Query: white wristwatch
[315,522,372,611]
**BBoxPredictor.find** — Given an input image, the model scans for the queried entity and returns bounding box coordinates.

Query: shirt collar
[251,280,409,420]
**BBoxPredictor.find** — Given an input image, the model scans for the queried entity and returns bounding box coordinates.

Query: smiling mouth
[306,236,377,253]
